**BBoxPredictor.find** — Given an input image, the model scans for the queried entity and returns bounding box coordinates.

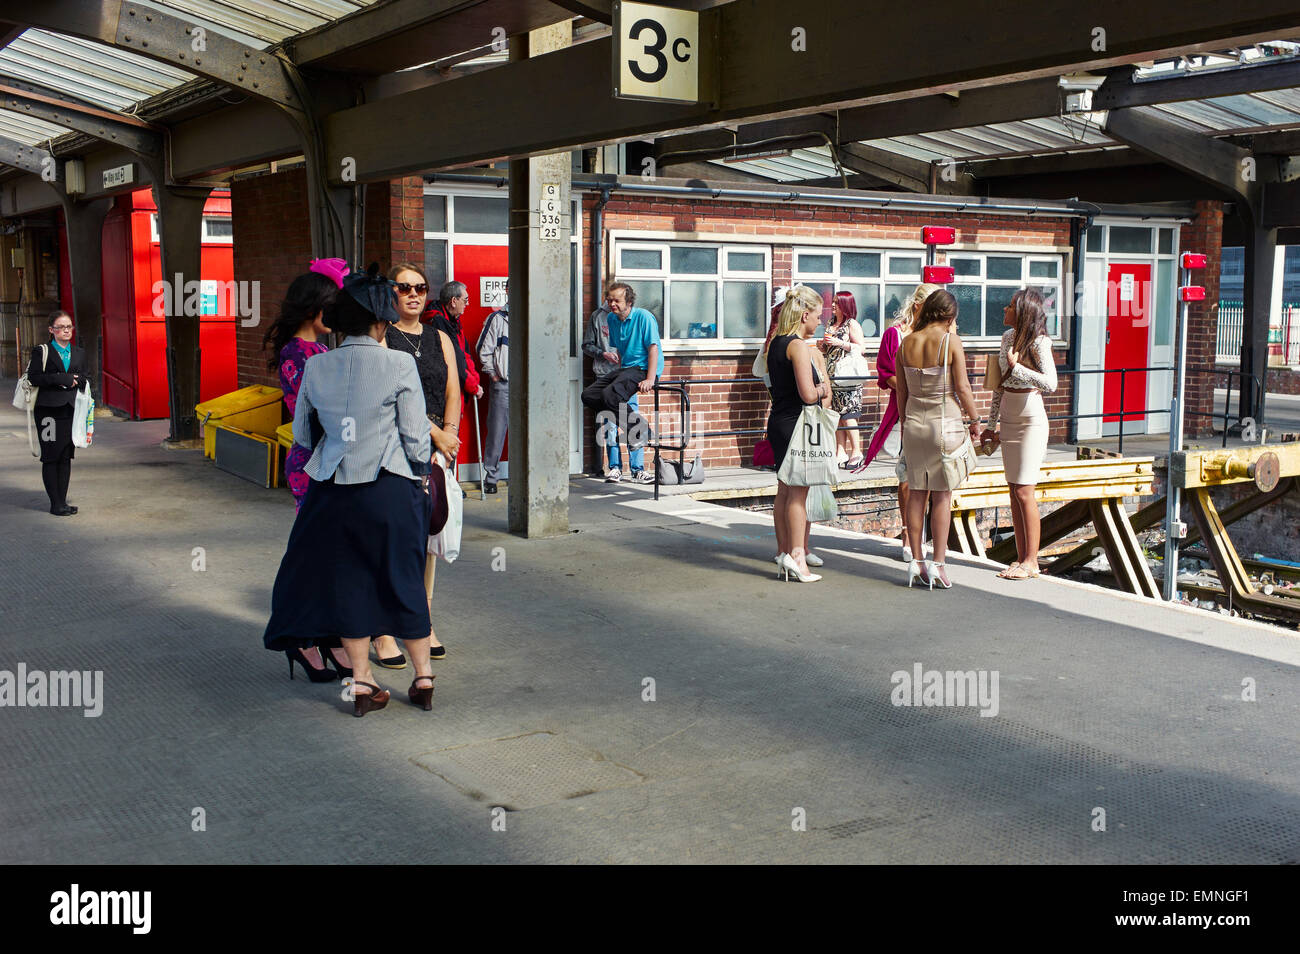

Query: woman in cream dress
[897,289,982,589]
[981,288,1057,580]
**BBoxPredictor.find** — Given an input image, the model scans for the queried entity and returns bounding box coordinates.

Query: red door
[1103,263,1151,425]
[452,244,509,475]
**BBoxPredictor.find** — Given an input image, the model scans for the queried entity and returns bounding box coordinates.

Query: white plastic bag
[776,404,839,487]
[806,482,838,523]
[428,452,463,562]
[751,349,770,388]
[72,384,94,448]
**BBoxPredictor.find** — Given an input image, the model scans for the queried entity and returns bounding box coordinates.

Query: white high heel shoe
[805,552,824,567]
[774,552,786,577]
[930,562,952,589]
[906,558,922,587]
[779,553,821,583]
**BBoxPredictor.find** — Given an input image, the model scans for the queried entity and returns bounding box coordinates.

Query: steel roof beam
[0,0,302,109]
[1104,107,1257,200]
[0,133,51,176]
[1094,58,1300,110]
[290,0,570,74]
[0,81,161,154]
[324,0,1300,182]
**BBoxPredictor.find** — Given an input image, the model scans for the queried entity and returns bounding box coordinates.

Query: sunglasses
[52,325,73,331]
[396,283,428,295]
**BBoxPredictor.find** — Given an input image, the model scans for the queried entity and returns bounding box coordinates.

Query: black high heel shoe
[286,648,337,683]
[322,647,353,679]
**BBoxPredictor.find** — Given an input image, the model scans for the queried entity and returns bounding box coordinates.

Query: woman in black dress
[384,262,462,662]
[26,311,89,516]
[764,286,831,583]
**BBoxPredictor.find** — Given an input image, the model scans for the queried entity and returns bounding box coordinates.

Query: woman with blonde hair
[852,283,940,561]
[982,288,1056,580]
[898,289,982,589]
[764,285,832,582]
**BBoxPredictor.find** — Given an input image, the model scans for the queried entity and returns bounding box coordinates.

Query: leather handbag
[983,352,1003,391]
[655,453,705,485]
[939,333,978,488]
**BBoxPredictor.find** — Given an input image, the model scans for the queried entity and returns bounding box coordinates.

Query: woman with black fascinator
[263,264,438,717]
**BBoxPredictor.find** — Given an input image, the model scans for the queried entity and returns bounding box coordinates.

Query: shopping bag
[72,384,94,448]
[806,482,838,523]
[751,349,770,388]
[776,404,839,487]
[12,344,44,411]
[428,452,463,563]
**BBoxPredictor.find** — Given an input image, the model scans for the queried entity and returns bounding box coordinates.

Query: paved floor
[1,400,1298,864]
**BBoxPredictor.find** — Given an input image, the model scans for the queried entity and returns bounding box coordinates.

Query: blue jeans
[603,393,644,471]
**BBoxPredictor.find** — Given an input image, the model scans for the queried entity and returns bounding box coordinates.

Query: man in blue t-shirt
[580,281,662,483]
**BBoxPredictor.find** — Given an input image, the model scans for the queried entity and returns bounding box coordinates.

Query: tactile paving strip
[412,731,645,810]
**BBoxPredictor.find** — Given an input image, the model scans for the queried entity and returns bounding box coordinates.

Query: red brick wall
[1267,367,1300,396]
[232,167,312,389]
[1180,200,1223,438]
[580,193,1074,469]
[232,170,424,389]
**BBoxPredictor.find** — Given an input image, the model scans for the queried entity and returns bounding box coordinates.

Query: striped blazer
[293,335,432,484]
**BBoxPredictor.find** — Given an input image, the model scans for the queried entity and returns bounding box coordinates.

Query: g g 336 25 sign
[613,1,698,104]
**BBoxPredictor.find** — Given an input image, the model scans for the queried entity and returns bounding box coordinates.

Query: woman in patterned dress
[265,271,338,510]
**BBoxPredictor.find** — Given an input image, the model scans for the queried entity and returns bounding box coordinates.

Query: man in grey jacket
[476,302,509,494]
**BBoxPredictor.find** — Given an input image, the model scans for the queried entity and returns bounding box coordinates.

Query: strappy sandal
[996,561,1021,579]
[1004,564,1040,580]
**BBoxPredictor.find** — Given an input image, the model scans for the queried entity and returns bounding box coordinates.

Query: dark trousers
[581,367,652,451]
[35,403,74,511]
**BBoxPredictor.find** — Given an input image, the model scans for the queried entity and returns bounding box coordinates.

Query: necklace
[394,325,422,358]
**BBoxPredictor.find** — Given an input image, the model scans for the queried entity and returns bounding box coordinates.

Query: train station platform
[1,398,1298,864]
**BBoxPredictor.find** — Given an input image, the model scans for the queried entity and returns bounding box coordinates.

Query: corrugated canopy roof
[714,46,1300,182]
[0,0,377,145]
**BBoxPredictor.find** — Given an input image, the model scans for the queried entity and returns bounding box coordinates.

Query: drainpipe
[1065,213,1091,444]
[592,187,611,310]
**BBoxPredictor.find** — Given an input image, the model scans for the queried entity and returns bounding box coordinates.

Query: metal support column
[154,185,211,444]
[58,196,112,402]
[506,22,572,537]
[1239,222,1277,425]
[1162,261,1191,600]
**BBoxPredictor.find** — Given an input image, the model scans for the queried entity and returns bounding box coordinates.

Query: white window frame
[791,246,926,338]
[944,250,1066,341]
[149,213,233,244]
[613,239,772,348]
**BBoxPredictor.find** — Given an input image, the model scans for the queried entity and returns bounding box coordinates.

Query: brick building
[228,169,1223,477]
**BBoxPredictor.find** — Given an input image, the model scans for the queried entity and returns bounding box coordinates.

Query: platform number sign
[613,1,699,104]
[540,183,562,241]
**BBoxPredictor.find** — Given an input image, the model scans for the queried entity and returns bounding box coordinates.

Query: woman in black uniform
[764,286,831,582]
[26,311,89,516]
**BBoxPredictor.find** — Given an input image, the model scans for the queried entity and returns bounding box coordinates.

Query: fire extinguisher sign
[612,1,699,104]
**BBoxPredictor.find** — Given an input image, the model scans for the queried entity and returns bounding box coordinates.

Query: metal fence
[1216,300,1300,365]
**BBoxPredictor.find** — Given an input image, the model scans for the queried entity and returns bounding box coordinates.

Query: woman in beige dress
[981,288,1056,580]
[897,289,982,589]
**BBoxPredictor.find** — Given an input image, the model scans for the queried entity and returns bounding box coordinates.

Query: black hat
[333,262,399,331]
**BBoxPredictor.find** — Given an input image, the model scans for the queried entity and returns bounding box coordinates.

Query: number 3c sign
[613,1,699,104]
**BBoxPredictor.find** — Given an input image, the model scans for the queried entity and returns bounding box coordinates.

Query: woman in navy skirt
[263,265,438,716]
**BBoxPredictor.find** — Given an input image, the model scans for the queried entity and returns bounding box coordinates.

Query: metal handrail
[637,364,1262,487]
